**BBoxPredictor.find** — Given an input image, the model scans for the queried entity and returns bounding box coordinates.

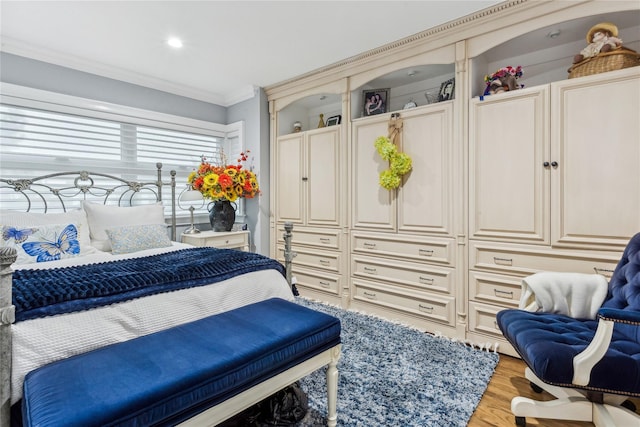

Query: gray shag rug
[295,298,499,427]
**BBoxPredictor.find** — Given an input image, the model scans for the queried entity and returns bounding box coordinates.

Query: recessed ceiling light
[167,37,183,48]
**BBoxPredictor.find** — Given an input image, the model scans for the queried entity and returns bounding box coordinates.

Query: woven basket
[569,47,640,79]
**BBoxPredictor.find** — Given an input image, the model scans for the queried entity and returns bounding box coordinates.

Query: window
[0,84,243,219]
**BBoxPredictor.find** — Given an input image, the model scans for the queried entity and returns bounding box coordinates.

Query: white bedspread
[519,271,608,320]
[11,243,293,404]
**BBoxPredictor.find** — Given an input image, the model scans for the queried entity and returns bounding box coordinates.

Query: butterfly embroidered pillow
[0,209,94,255]
[1,223,82,264]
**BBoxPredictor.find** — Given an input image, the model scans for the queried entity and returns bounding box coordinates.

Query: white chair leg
[326,345,341,427]
[516,368,640,425]
[511,395,593,422]
[593,402,640,427]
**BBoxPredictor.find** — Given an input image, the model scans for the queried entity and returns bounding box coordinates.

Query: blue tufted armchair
[497,232,640,426]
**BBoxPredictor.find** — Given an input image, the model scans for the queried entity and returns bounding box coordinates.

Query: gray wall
[228,89,271,255]
[0,52,271,255]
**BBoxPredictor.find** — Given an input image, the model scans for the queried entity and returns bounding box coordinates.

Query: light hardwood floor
[468,355,640,426]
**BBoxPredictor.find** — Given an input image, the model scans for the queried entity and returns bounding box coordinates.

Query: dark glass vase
[208,200,236,232]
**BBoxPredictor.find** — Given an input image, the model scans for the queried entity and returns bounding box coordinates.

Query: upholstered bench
[21,298,341,427]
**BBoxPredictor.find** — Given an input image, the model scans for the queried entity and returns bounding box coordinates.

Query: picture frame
[362,88,389,117]
[326,115,341,126]
[437,78,455,102]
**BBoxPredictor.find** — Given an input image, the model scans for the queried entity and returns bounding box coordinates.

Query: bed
[0,164,296,426]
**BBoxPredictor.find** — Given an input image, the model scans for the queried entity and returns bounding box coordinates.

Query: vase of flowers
[208,199,237,232]
[187,151,260,232]
[483,65,523,96]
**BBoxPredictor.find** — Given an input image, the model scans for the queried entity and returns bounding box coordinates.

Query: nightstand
[181,230,250,252]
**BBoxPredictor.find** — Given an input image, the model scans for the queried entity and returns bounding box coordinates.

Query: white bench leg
[326,345,341,427]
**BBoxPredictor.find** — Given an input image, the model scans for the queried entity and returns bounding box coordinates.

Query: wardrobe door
[306,127,341,226]
[469,86,550,245]
[398,104,453,236]
[551,69,640,249]
[351,117,395,231]
[275,133,305,224]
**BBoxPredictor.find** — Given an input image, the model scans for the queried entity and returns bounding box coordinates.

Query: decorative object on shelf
[293,121,302,133]
[187,151,260,232]
[424,89,439,104]
[178,186,205,234]
[208,199,237,232]
[402,100,417,110]
[318,114,325,128]
[568,22,640,79]
[438,78,455,101]
[483,66,523,96]
[374,113,412,190]
[325,115,341,126]
[573,22,622,64]
[362,88,389,117]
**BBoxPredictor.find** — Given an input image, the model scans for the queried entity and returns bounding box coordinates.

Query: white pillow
[0,209,94,255]
[1,223,82,264]
[83,201,166,251]
[106,224,172,255]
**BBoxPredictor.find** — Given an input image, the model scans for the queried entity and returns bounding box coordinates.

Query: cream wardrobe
[267,0,640,356]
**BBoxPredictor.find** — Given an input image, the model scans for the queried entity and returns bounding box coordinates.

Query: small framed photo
[326,115,342,126]
[438,78,455,102]
[362,89,389,117]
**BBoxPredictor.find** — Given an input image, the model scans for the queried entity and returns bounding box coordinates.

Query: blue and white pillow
[1,223,82,264]
[105,224,172,255]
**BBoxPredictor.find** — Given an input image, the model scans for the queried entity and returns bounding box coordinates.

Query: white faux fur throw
[519,272,609,319]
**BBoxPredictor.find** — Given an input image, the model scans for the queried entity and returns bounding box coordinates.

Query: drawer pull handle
[418,304,434,313]
[594,267,614,275]
[363,242,377,249]
[418,249,434,257]
[363,291,376,299]
[319,281,331,288]
[319,259,330,266]
[494,289,514,299]
[493,257,513,266]
[364,266,377,274]
[419,276,434,283]
[319,237,331,244]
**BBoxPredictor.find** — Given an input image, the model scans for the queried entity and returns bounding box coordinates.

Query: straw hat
[586,22,619,43]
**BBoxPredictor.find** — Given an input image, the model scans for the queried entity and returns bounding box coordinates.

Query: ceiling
[0,1,504,106]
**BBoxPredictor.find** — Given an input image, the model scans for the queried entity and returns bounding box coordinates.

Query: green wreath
[374,136,412,190]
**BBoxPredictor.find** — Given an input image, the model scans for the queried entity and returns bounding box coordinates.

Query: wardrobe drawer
[469,271,521,308]
[293,268,340,295]
[469,241,620,278]
[277,225,341,250]
[468,301,506,339]
[352,278,455,326]
[351,255,453,295]
[352,232,454,266]
[277,245,340,273]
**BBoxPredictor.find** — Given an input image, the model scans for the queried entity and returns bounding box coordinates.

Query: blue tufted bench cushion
[21,298,341,427]
[497,232,640,397]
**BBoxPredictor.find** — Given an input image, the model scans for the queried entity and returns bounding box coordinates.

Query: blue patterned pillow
[105,224,172,255]
[1,223,81,264]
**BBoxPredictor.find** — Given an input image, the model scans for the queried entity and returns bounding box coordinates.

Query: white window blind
[0,84,243,218]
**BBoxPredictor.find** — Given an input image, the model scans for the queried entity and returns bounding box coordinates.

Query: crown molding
[265,0,530,97]
[0,37,256,107]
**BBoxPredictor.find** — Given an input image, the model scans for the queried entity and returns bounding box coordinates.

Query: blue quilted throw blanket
[12,247,286,322]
